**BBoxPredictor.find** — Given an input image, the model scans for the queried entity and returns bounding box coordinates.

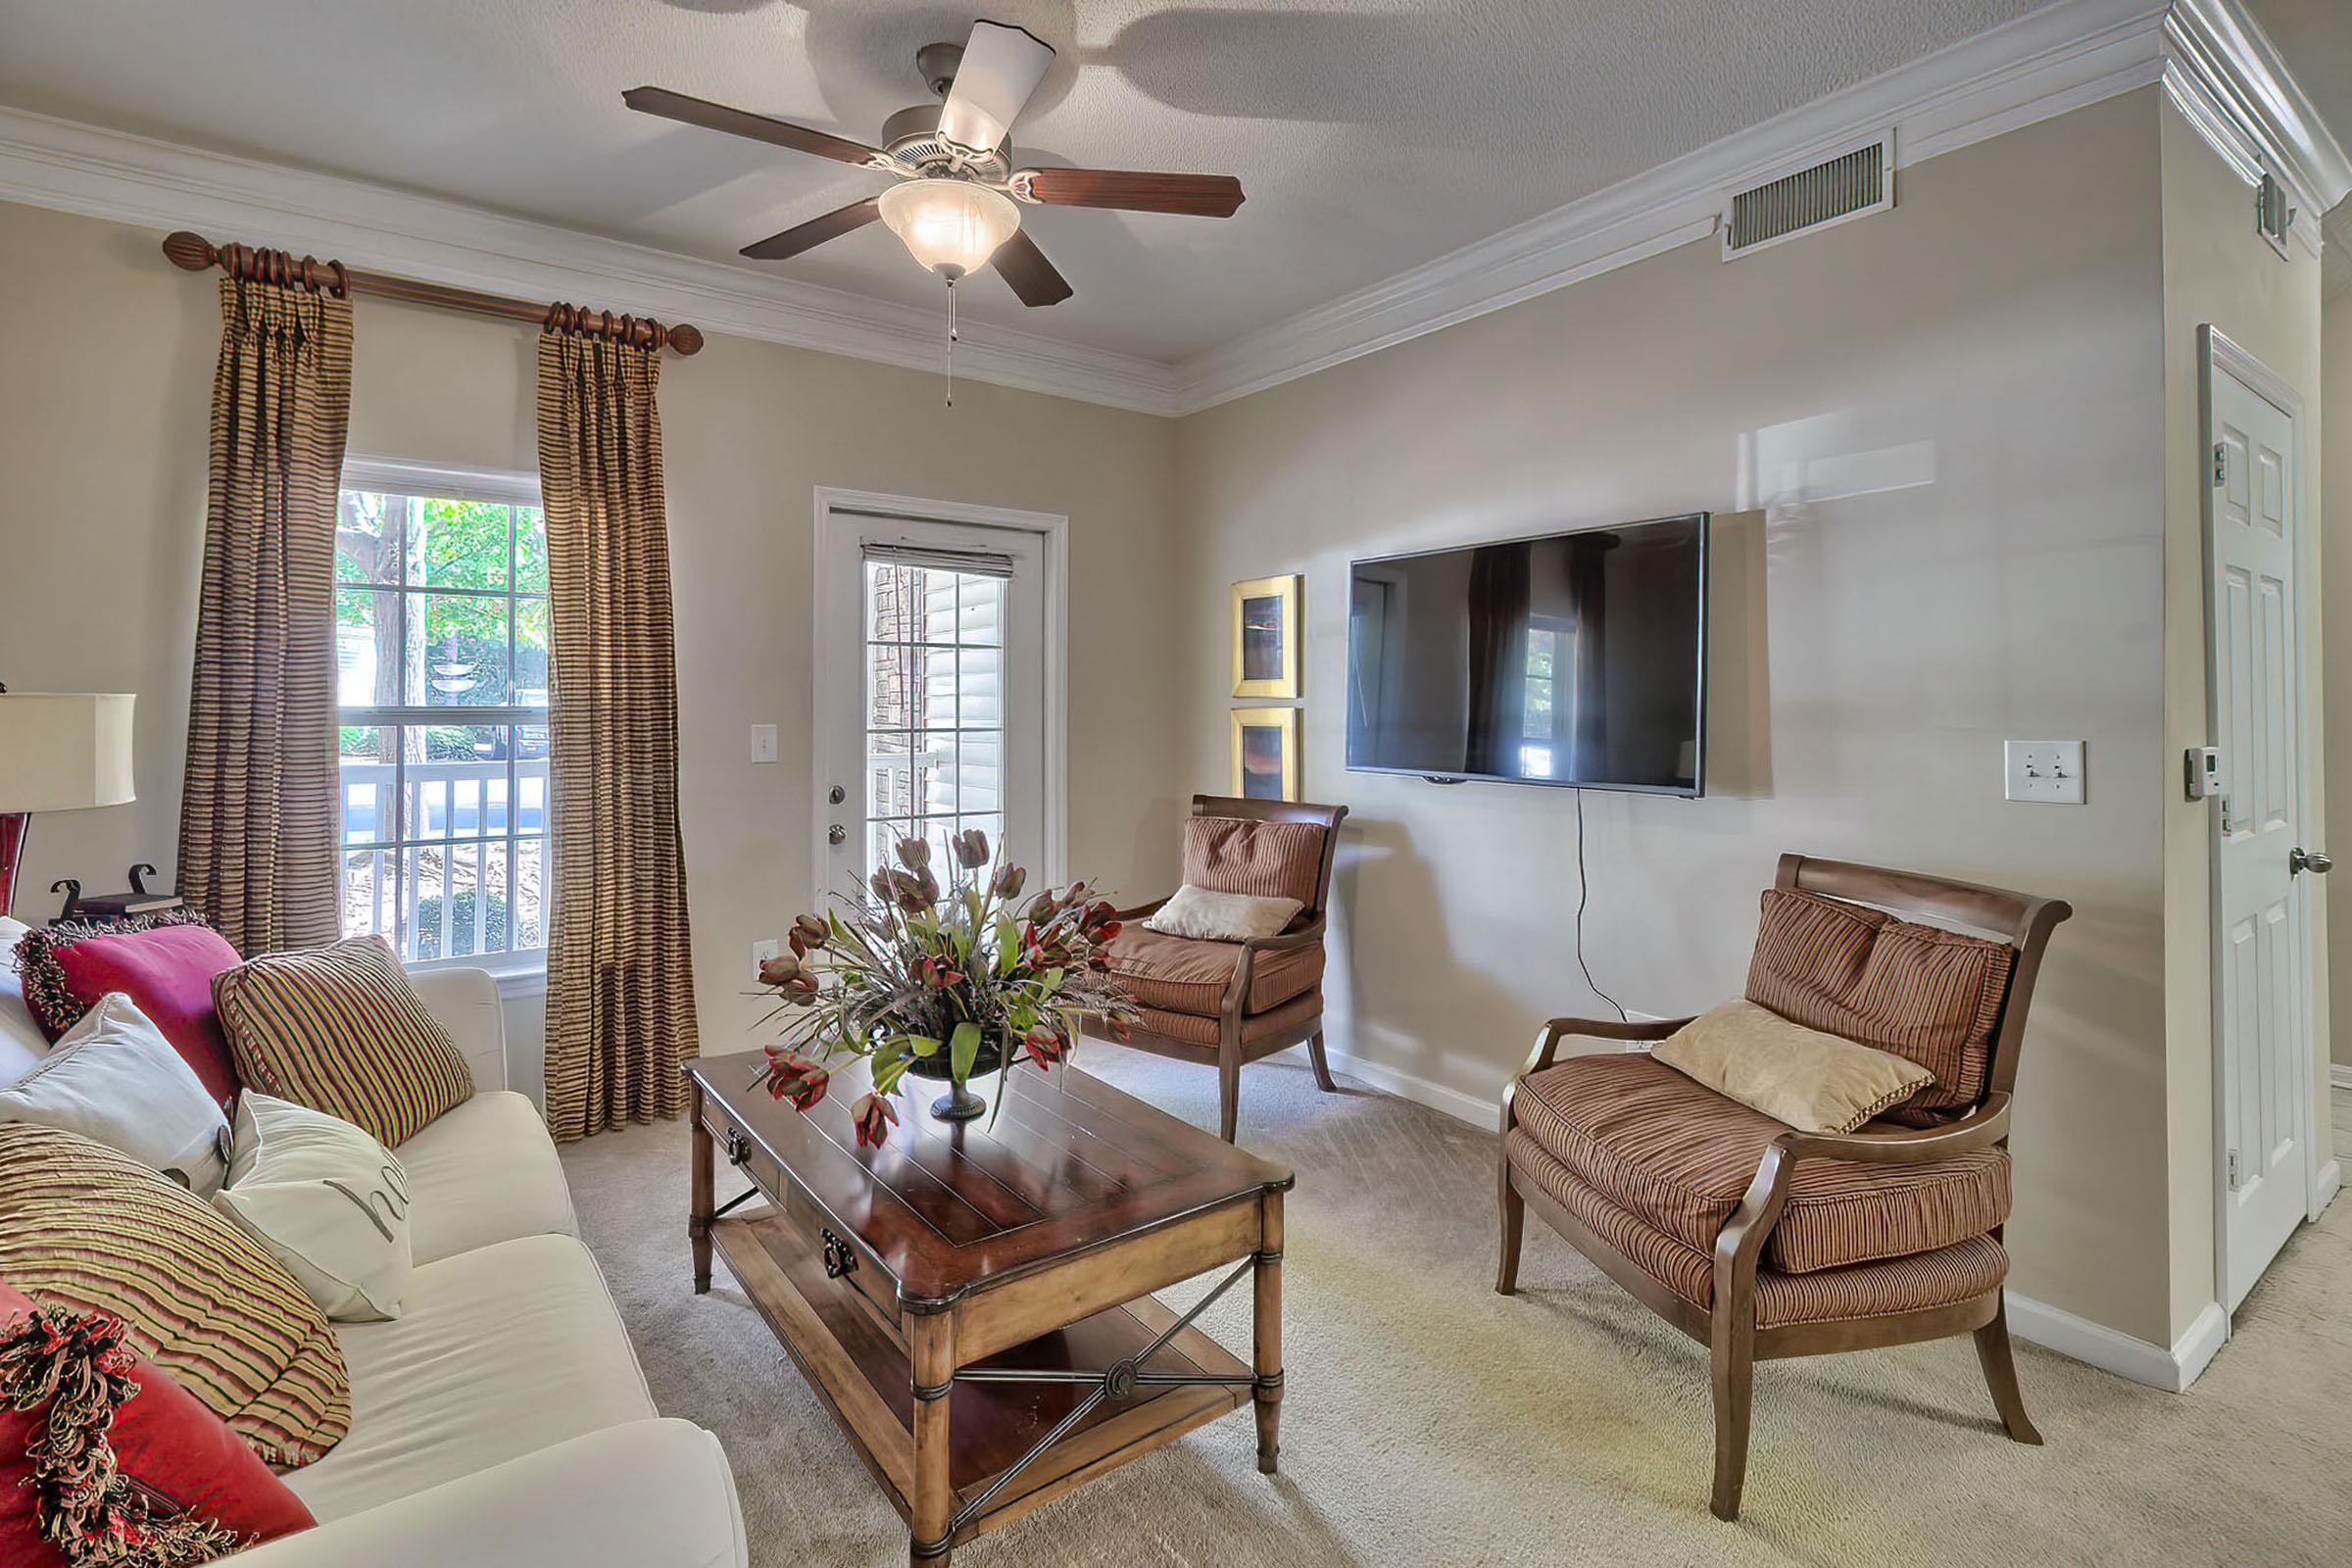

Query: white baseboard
[1320,1045,1499,1129]
[2315,1159,2342,1217]
[2005,1294,2226,1392]
[2329,1063,2352,1092]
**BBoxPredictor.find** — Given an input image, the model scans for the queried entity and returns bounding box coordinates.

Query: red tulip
[1093,920,1122,944]
[852,1092,898,1149]
[757,953,802,988]
[953,828,991,870]
[763,1052,829,1111]
[868,867,894,904]
[992,863,1027,899]
[1019,1028,1067,1069]
[896,837,931,871]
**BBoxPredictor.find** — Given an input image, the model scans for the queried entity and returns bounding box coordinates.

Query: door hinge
[2212,442,2228,487]
[2227,1148,2242,1191]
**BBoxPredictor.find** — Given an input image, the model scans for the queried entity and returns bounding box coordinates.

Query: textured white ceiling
[0,0,2061,361]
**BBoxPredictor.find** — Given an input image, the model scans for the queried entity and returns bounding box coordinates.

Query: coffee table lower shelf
[710,1207,1256,1555]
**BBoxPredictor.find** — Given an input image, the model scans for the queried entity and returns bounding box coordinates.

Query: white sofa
[219,967,747,1567]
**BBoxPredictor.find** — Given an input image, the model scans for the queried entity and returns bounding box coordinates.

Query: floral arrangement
[755,828,1138,1149]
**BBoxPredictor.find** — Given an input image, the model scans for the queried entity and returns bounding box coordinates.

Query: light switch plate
[751,938,779,980]
[2004,740,2084,805]
[750,723,778,764]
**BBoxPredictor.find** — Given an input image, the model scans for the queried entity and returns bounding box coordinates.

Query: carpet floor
[561,1052,2351,1566]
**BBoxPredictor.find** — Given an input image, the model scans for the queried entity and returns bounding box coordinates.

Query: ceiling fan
[624,20,1246,308]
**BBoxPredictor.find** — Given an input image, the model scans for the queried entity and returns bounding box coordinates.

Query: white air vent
[1721,135,1893,260]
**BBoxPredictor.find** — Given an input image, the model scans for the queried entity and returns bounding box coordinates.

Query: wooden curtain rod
[161,230,705,357]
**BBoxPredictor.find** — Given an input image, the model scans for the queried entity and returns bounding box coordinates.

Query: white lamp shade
[0,693,135,812]
[877,179,1020,277]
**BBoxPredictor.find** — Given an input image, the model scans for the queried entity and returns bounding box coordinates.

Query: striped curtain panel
[178,275,352,955]
[535,324,700,1142]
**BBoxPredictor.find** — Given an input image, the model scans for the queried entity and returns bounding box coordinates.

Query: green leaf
[901,1034,942,1058]
[950,1020,982,1082]
[1043,966,1064,995]
[997,917,1018,976]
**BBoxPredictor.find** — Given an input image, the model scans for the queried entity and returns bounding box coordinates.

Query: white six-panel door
[2206,342,2314,1313]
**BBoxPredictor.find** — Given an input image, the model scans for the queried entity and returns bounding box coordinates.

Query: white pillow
[0,992,229,1194]
[215,1094,413,1321]
[1144,883,1304,943]
[0,915,46,1086]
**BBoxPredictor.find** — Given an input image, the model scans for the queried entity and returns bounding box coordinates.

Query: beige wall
[1170,92,2178,1343]
[2155,99,2331,1342]
[0,199,1188,1102]
[2328,291,2352,1073]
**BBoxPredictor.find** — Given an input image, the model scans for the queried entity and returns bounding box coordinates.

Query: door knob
[2290,847,2331,875]
[827,824,848,847]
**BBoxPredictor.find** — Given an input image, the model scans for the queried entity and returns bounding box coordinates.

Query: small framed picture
[1230,708,1300,802]
[1231,574,1302,699]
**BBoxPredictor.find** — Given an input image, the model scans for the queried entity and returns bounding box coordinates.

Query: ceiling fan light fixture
[877,178,1019,279]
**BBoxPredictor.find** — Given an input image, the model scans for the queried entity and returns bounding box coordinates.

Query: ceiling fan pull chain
[945,274,957,409]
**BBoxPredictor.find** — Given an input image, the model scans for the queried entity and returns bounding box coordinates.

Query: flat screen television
[1346,514,1707,795]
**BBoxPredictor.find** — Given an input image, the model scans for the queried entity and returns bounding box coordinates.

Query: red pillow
[0,1281,314,1565]
[15,916,243,1106]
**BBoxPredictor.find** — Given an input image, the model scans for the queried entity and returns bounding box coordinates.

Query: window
[335,462,548,969]
[1521,622,1561,779]
[862,554,1007,879]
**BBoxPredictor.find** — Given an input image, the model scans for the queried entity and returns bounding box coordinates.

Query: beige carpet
[561,1052,2351,1566]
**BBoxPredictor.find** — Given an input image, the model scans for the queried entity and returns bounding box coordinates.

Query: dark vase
[904,1036,1004,1122]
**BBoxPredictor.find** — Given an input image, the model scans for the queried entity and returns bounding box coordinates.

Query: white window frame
[337,457,550,985]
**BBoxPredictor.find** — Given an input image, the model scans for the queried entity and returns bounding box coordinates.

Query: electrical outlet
[2004,740,2084,805]
[750,724,778,764]
[751,938,780,980]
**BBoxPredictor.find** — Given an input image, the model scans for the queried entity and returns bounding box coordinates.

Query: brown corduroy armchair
[1496,854,2071,1520]
[1082,795,1347,1143]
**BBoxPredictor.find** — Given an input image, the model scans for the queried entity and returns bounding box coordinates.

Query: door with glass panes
[814,513,1046,902]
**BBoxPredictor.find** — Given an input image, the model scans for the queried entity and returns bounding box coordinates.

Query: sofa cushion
[1513,1052,2009,1274]
[1504,1126,2009,1326]
[0,992,232,1196]
[0,1123,350,1468]
[395,1091,579,1266]
[1745,887,2015,1113]
[14,914,242,1106]
[1130,987,1324,1051]
[282,1234,656,1523]
[1105,925,1323,1017]
[1182,816,1327,911]
[216,938,474,1148]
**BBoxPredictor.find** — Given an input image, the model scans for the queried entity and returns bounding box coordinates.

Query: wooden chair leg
[1974,1298,2043,1445]
[1305,1028,1338,1092]
[1709,1310,1754,1522]
[1494,1165,1524,1295]
[1217,1039,1242,1144]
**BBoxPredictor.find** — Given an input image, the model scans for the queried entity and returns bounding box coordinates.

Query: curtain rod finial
[162,231,216,272]
[667,322,705,357]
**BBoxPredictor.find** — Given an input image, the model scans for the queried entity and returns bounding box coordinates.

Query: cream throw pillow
[216,1093,413,1321]
[1145,884,1303,943]
[1653,1000,1935,1134]
[0,992,230,1195]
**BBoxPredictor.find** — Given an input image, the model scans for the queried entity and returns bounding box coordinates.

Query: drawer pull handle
[820,1227,858,1281]
[721,1128,751,1166]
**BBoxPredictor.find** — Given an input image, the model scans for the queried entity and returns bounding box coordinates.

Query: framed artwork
[1230,708,1300,802]
[1231,574,1301,699]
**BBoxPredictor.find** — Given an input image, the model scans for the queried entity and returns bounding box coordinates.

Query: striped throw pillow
[214,937,474,1148]
[0,1123,350,1469]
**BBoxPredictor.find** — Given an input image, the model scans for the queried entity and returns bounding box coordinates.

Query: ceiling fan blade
[623,86,880,167]
[938,21,1055,152]
[740,198,883,262]
[991,228,1073,308]
[1017,168,1245,218]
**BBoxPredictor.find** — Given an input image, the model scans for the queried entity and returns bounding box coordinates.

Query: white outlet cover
[750,724,779,764]
[751,937,780,980]
[2004,740,2085,805]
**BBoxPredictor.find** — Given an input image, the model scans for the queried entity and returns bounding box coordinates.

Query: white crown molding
[0,104,1182,416]
[0,0,2336,418]
[1170,0,2349,414]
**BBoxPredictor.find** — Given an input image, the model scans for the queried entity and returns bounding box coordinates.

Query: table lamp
[0,691,136,918]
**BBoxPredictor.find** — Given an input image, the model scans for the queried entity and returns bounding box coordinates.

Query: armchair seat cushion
[1513,1052,2009,1274]
[1130,989,1324,1051]
[1104,926,1323,1017]
[1504,1126,2008,1326]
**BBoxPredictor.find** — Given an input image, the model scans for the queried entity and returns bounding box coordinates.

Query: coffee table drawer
[701,1096,902,1334]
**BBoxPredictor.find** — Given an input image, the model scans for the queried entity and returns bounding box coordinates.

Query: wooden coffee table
[687,1052,1294,1566]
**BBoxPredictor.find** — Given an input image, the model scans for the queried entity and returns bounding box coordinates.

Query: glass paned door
[815,513,1049,902]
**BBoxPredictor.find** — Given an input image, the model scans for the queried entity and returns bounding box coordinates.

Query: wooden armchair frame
[1095,795,1348,1143]
[1495,854,2072,1520]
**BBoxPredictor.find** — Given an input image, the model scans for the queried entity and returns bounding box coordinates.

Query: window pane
[514,726,550,839]
[514,506,548,594]
[914,732,958,818]
[866,732,913,822]
[406,844,449,962]
[866,562,928,643]
[410,497,511,591]
[336,589,402,708]
[340,847,398,945]
[411,594,511,707]
[956,573,1004,647]
[867,819,911,875]
[956,730,1002,814]
[866,643,914,732]
[338,726,396,845]
[402,727,509,843]
[513,838,545,951]
[514,596,549,708]
[336,491,403,586]
[956,647,1002,727]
